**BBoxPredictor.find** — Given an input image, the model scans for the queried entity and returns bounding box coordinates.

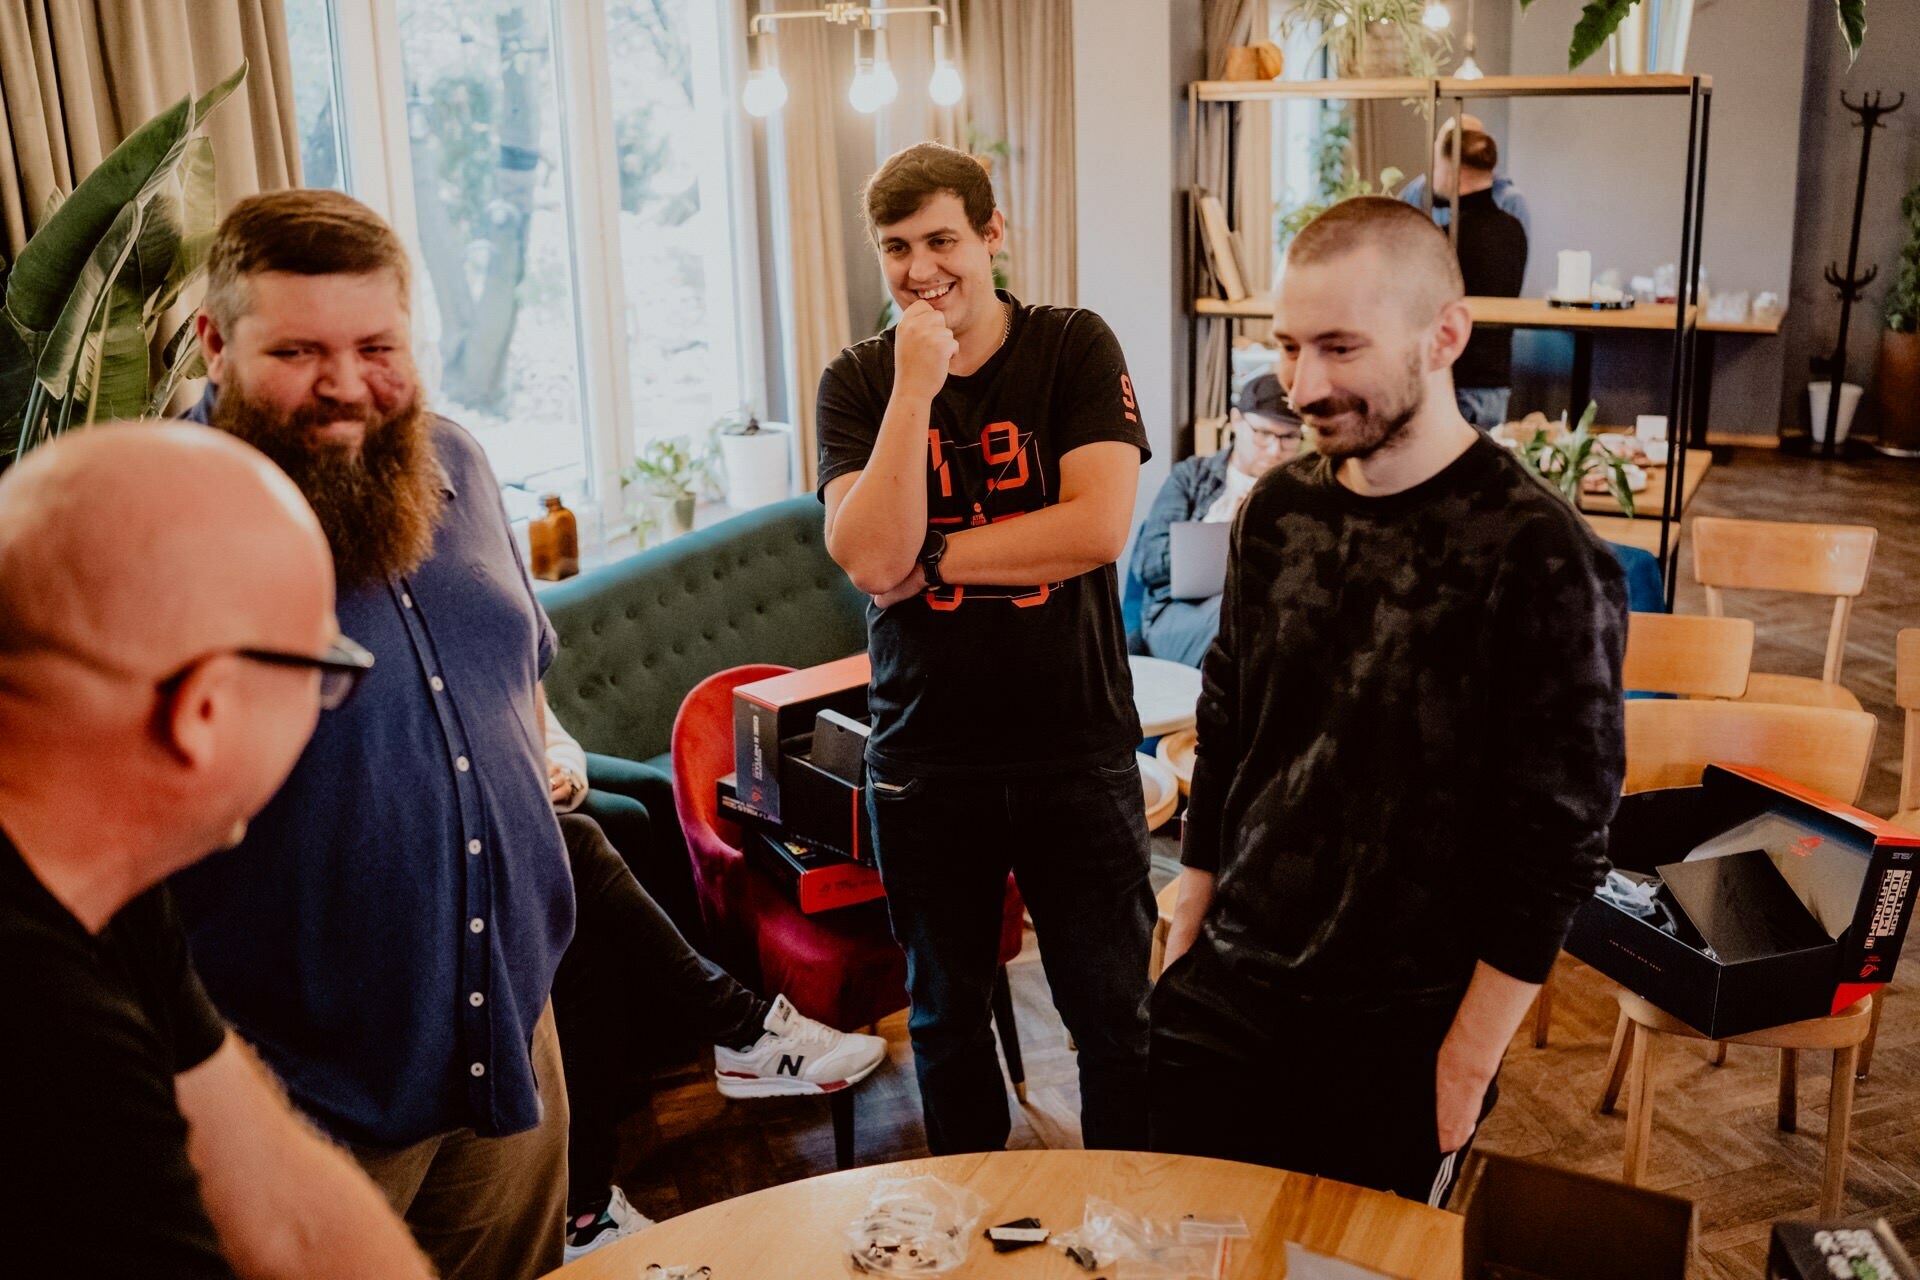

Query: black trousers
[866,751,1155,1155]
[1148,942,1492,1207]
[550,814,769,1214]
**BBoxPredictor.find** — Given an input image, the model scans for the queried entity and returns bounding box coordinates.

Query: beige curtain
[955,0,1074,306]
[0,0,300,260]
[769,2,852,492]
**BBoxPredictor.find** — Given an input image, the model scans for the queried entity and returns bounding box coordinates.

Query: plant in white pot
[620,435,712,545]
[714,409,793,510]
[1873,179,1920,457]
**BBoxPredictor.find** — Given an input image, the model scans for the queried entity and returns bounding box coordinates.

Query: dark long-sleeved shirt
[1182,435,1627,1011]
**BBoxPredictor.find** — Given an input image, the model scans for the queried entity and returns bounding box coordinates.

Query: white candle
[1556,250,1592,300]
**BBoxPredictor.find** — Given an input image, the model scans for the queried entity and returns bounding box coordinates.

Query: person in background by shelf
[1399,113,1533,238]
[1131,374,1303,666]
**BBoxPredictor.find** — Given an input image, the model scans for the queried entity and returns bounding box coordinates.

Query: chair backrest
[1624,699,1878,803]
[1623,612,1754,699]
[1898,628,1919,818]
[670,664,793,942]
[1690,516,1877,685]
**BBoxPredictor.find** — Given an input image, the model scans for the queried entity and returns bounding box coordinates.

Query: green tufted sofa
[540,494,868,781]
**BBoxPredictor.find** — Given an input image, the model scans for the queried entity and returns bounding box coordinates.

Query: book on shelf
[1195,190,1250,301]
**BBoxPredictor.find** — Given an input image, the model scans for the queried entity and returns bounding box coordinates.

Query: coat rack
[1814,90,1905,458]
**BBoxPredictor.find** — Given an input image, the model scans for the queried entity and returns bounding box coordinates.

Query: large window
[289,0,762,508]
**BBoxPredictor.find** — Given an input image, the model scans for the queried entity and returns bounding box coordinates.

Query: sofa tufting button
[624,607,636,620]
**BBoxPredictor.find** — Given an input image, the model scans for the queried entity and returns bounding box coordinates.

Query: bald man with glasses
[0,423,424,1279]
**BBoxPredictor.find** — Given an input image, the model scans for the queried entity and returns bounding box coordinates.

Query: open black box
[1565,764,1919,1040]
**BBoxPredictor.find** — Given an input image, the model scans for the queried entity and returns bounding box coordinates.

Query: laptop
[1168,520,1231,601]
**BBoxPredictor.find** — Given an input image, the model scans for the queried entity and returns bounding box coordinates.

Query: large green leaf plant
[1523,0,1867,72]
[0,61,246,466]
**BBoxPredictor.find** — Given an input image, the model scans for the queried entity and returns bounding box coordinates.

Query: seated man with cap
[1130,373,1302,666]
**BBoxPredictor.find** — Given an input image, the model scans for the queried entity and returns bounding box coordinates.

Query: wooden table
[1132,654,1204,737]
[1576,448,1712,518]
[544,1149,1461,1279]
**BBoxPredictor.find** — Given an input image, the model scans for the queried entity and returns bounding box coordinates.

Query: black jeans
[866,750,1155,1155]
[550,814,769,1214]
[1148,942,1493,1206]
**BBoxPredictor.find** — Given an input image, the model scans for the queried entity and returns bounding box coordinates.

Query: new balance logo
[777,1054,806,1077]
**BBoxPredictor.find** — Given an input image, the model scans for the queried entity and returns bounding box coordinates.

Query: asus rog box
[732,655,870,826]
[1565,764,1919,1040]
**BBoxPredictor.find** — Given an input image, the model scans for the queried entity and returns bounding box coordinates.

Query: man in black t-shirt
[0,425,429,1279]
[1151,199,1625,1205]
[818,142,1155,1154]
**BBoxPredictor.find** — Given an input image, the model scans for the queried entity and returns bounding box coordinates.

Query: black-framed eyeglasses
[1243,422,1302,446]
[162,635,376,711]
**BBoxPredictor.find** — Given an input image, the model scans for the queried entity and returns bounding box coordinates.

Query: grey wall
[1502,0,1809,435]
[1781,2,1920,441]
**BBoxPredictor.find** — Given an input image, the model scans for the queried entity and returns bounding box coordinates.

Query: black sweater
[1182,436,1627,1011]
[1445,187,1528,391]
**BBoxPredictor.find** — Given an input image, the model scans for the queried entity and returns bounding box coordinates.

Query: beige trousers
[351,1004,569,1280]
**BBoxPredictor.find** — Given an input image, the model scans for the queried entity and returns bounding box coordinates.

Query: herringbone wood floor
[607,447,1920,1275]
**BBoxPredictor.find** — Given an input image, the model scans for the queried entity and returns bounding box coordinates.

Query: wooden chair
[1690,516,1876,711]
[1622,699,1877,800]
[1533,612,1758,1047]
[1149,877,1183,981]
[1621,611,1755,699]
[1895,627,1920,835]
[1603,991,1873,1216]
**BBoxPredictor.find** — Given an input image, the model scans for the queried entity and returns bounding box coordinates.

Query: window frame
[316,0,768,512]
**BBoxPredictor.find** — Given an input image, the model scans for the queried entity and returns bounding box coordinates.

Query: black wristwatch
[918,528,948,587]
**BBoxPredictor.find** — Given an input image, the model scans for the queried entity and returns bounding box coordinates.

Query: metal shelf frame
[1184,73,1712,606]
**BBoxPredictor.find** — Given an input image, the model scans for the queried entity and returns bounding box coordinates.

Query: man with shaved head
[0,424,427,1277]
[1150,198,1626,1204]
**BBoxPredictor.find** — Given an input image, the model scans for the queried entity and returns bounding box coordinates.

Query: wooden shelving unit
[1185,72,1714,604]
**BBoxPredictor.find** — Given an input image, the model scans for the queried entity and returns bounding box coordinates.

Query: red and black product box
[722,705,874,864]
[1565,764,1919,1040]
[732,655,870,826]
[1770,1220,1919,1280]
[718,772,883,913]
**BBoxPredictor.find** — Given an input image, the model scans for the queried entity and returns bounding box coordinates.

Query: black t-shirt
[817,294,1151,776]
[0,823,235,1278]
[1442,188,1528,390]
[1181,436,1626,1012]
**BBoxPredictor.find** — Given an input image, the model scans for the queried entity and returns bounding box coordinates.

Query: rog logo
[1791,835,1823,857]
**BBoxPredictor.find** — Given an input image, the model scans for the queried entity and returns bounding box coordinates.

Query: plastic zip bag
[845,1175,990,1275]
[1051,1197,1230,1278]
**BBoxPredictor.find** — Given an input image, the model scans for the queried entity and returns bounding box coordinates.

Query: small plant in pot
[1873,179,1920,457]
[620,435,711,545]
[1506,401,1637,517]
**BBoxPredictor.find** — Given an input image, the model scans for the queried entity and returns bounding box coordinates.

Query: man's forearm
[1160,867,1215,971]
[827,393,932,589]
[940,498,1129,587]
[1443,961,1539,1072]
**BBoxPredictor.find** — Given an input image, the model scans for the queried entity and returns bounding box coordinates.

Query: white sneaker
[713,994,888,1099]
[562,1186,654,1262]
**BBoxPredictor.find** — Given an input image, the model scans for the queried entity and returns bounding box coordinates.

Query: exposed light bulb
[929,61,963,105]
[1422,1,1452,30]
[849,68,886,113]
[928,24,962,106]
[743,66,788,117]
[870,58,899,106]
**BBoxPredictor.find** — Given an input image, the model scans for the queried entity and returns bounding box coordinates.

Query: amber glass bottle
[529,494,579,581]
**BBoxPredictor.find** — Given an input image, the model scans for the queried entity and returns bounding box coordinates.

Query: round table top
[546,1149,1461,1279]
[1157,727,1198,794]
[1131,654,1204,738]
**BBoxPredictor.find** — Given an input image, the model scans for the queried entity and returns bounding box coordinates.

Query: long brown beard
[212,382,444,588]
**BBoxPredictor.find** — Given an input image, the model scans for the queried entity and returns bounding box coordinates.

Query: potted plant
[1277,0,1449,78]
[1507,401,1637,516]
[1873,179,1920,457]
[620,435,711,542]
[1,62,247,466]
[714,409,794,510]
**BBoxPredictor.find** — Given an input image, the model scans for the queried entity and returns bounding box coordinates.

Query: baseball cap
[1233,373,1298,426]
